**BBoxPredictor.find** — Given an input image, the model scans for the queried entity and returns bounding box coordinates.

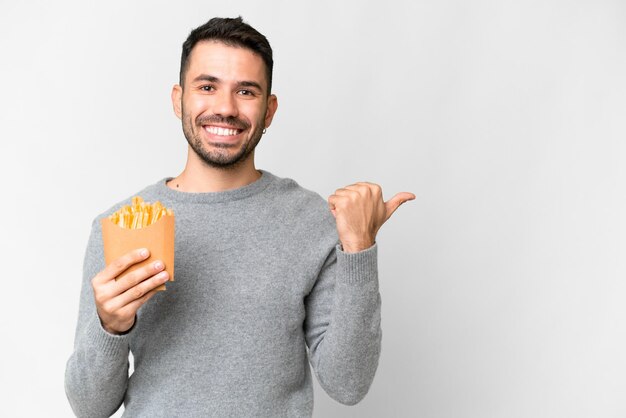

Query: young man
[65,17,414,417]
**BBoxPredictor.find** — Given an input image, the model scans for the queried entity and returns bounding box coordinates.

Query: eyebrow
[191,74,263,91]
[192,74,220,84]
[238,80,263,91]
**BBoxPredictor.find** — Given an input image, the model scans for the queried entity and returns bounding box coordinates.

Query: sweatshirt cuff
[84,312,131,358]
[336,243,378,285]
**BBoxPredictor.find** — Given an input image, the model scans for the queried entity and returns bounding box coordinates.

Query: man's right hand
[91,248,169,335]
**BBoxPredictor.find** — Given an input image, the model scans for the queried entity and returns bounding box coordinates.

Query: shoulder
[263,172,338,249]
[265,172,333,224]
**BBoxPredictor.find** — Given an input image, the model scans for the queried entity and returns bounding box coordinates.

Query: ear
[171,84,183,119]
[264,94,278,129]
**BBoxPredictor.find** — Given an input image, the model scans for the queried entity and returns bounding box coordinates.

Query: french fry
[108,196,174,229]
[102,196,175,290]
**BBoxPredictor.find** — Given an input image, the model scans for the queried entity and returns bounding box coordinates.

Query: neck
[167,147,261,193]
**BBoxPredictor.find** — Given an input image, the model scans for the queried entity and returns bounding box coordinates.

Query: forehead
[186,41,267,89]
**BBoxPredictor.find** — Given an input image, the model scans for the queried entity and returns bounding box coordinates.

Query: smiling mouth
[203,125,243,136]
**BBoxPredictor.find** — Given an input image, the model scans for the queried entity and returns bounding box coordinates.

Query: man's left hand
[328,182,415,253]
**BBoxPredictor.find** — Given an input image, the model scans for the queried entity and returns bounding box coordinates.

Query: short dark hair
[179,16,274,93]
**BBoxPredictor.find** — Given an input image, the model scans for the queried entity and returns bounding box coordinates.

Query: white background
[1,0,625,417]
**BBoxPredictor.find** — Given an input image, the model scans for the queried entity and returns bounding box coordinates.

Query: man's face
[172,41,277,169]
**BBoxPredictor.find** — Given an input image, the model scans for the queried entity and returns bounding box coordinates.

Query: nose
[212,90,238,118]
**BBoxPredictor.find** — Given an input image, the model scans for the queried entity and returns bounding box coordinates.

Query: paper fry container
[101,214,175,291]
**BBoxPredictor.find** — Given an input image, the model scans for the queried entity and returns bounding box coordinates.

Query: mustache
[196,115,250,130]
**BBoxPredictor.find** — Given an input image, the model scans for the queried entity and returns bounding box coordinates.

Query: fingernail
[154,261,163,270]
[158,271,169,281]
[140,248,149,257]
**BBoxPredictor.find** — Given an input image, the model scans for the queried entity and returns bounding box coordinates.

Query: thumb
[384,192,416,221]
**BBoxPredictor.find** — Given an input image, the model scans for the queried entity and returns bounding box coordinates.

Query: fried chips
[102,196,176,289]
[108,196,174,229]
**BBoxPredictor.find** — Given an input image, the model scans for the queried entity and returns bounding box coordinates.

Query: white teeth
[205,126,240,136]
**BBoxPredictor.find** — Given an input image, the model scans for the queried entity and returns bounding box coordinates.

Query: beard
[181,110,264,170]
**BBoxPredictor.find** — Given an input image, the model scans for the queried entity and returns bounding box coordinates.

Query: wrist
[99,315,136,336]
[340,239,375,253]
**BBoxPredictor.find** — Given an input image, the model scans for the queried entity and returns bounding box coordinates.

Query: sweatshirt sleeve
[304,243,382,405]
[64,219,131,418]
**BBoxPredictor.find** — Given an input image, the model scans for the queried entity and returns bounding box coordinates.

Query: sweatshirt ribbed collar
[155,170,275,204]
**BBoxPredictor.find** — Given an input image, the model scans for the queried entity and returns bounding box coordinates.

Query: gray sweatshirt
[65,171,381,417]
